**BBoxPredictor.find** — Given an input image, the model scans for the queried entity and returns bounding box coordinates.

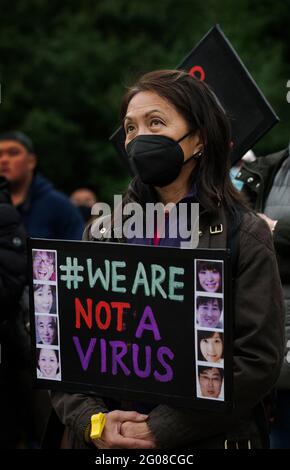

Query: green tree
[0,0,289,201]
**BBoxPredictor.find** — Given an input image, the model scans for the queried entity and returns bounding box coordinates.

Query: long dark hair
[120,69,247,215]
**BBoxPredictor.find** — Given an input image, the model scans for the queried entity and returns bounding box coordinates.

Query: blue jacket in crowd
[17,173,84,240]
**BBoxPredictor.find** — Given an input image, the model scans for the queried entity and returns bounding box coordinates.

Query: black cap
[110,25,279,167]
[0,131,34,153]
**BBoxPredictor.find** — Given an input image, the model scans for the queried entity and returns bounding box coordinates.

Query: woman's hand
[92,410,155,449]
[121,420,156,447]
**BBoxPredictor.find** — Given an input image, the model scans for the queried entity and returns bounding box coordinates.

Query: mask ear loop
[177,129,194,144]
[178,130,204,165]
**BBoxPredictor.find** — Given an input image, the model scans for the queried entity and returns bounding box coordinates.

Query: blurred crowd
[0,131,97,448]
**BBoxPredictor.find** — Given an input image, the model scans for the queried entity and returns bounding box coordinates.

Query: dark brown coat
[47,208,285,449]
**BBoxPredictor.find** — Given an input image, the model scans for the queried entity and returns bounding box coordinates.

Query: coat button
[247,177,254,183]
[12,236,22,247]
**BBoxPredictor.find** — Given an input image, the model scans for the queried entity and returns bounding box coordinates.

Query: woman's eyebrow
[144,109,166,117]
[124,109,166,122]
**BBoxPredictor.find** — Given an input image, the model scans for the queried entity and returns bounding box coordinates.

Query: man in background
[0,175,28,448]
[0,131,84,447]
[70,186,98,223]
[237,143,290,449]
[0,131,84,239]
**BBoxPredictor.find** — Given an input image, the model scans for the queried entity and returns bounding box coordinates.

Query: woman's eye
[126,124,135,134]
[150,119,163,127]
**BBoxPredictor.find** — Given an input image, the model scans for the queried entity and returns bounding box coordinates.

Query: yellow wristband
[90,412,106,440]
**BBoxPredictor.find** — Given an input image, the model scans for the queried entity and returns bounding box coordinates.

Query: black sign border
[28,238,233,412]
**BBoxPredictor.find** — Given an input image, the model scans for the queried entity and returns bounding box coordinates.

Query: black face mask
[126,131,202,187]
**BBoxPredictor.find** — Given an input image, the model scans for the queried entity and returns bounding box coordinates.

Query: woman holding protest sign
[50,70,284,449]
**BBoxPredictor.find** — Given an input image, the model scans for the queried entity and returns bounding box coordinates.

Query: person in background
[237,143,290,449]
[0,131,84,447]
[0,131,84,446]
[0,176,28,448]
[0,131,84,239]
[230,149,256,191]
[70,187,98,223]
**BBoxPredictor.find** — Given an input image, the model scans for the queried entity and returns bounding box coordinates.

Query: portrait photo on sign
[195,260,223,294]
[36,347,61,381]
[35,315,59,346]
[197,330,224,364]
[32,249,56,282]
[195,296,223,329]
[33,283,57,314]
[196,365,224,401]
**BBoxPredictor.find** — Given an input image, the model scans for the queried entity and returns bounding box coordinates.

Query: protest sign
[29,240,232,409]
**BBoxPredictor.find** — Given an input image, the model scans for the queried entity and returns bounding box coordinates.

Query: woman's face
[37,316,56,345]
[34,285,53,313]
[33,251,54,280]
[38,349,59,378]
[197,298,221,328]
[200,333,223,363]
[198,267,221,292]
[124,91,202,163]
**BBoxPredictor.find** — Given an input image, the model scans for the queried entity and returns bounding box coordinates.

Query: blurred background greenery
[0,0,289,201]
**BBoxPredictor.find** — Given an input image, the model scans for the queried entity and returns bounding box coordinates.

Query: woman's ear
[189,130,204,156]
[194,131,204,153]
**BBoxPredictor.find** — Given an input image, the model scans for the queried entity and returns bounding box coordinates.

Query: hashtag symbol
[60,257,84,289]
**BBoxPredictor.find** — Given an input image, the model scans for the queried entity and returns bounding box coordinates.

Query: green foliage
[0,0,289,201]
